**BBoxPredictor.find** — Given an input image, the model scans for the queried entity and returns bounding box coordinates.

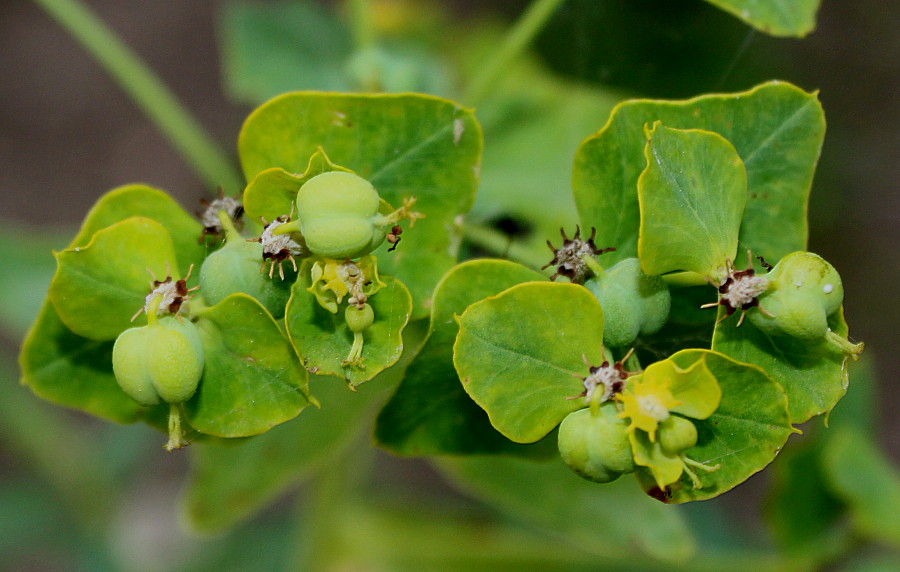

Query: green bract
[583,258,671,348]
[558,404,636,484]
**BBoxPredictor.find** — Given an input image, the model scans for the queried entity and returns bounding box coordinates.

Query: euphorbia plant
[21,79,864,506]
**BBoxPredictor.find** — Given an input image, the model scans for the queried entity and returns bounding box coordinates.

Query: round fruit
[199,239,293,318]
[558,404,636,483]
[749,251,844,341]
[658,415,699,456]
[296,172,387,259]
[345,303,375,333]
[112,318,204,406]
[584,258,671,348]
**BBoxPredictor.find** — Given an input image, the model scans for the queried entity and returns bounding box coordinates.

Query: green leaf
[238,93,482,318]
[19,184,204,422]
[285,267,412,387]
[638,123,747,278]
[19,300,147,423]
[636,349,794,503]
[468,78,618,267]
[822,428,900,547]
[712,306,853,424]
[68,184,206,275]
[764,438,848,557]
[182,375,388,532]
[453,282,605,443]
[437,455,695,563]
[243,147,352,224]
[573,81,824,266]
[49,217,180,341]
[375,259,553,456]
[702,0,820,37]
[219,1,354,104]
[184,293,312,437]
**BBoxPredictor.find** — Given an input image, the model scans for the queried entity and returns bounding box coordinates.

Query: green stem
[461,221,548,270]
[217,209,242,243]
[662,271,711,288]
[31,0,243,191]
[348,0,375,52]
[463,0,568,104]
[165,403,187,451]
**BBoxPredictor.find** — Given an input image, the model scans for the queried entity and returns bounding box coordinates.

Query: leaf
[636,349,794,503]
[285,267,412,387]
[437,455,695,563]
[19,184,204,422]
[453,282,605,443]
[822,428,900,547]
[763,438,848,556]
[69,184,206,274]
[182,375,389,532]
[49,217,180,341]
[712,306,853,424]
[238,93,482,318]
[375,259,553,456]
[219,0,353,104]
[18,300,148,423]
[638,123,747,278]
[242,148,352,224]
[468,76,618,268]
[702,0,821,37]
[184,293,312,437]
[573,81,824,267]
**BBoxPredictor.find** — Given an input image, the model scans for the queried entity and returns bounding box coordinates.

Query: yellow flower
[617,373,682,442]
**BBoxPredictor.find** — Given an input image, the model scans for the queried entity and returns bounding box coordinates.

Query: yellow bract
[617,374,682,442]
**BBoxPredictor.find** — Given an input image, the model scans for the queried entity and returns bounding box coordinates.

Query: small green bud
[558,404,636,483]
[658,415,699,456]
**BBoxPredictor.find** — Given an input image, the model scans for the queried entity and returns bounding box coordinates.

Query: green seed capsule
[584,258,671,348]
[112,318,204,406]
[199,239,292,318]
[658,415,699,456]
[558,404,636,483]
[296,172,387,259]
[345,303,375,333]
[749,251,844,341]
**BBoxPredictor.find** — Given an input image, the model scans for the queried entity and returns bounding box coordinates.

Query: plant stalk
[464,0,568,104]
[31,0,243,192]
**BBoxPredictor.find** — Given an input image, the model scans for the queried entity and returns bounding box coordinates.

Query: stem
[146,294,162,326]
[825,330,865,359]
[164,403,187,451]
[217,209,242,243]
[348,0,375,52]
[463,0,568,104]
[31,0,243,191]
[461,222,548,269]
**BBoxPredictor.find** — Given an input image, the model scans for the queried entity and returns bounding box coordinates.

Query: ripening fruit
[112,317,204,406]
[199,239,293,318]
[558,404,636,483]
[658,415,699,456]
[748,251,844,341]
[296,172,386,259]
[584,258,671,348]
[345,303,375,333]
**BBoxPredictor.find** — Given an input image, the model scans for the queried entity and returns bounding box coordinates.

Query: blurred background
[0,0,897,569]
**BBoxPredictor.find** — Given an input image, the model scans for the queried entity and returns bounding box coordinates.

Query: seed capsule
[558,404,636,483]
